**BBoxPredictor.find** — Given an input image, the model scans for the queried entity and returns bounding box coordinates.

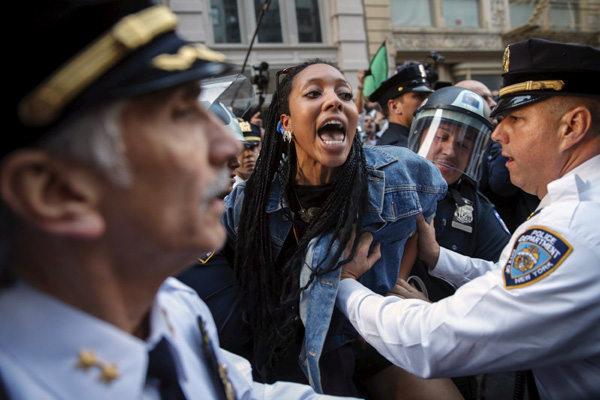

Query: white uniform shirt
[337,155,600,400]
[0,278,355,399]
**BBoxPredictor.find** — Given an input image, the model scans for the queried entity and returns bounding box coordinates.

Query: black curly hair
[233,59,369,380]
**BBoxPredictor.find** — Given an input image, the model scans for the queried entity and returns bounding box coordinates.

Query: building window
[296,0,322,43]
[254,0,283,43]
[508,0,595,31]
[391,0,481,28]
[391,0,432,26]
[211,0,241,43]
[210,0,324,45]
[442,0,480,27]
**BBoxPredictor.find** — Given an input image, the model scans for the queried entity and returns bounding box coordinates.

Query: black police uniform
[376,122,410,147]
[177,246,254,361]
[410,177,510,399]
[412,177,510,302]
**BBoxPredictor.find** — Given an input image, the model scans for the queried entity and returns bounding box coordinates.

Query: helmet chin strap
[449,185,467,206]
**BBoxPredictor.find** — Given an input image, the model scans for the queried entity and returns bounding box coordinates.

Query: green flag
[363,41,388,97]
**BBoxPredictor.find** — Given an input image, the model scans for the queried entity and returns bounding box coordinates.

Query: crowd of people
[2,1,599,399]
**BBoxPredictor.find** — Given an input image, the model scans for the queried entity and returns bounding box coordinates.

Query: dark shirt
[176,244,254,361]
[412,178,511,302]
[410,178,511,399]
[375,123,409,147]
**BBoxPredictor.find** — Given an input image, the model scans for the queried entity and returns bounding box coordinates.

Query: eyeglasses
[275,66,297,101]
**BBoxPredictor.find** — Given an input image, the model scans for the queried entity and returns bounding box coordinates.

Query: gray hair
[43,100,131,185]
[1,100,131,286]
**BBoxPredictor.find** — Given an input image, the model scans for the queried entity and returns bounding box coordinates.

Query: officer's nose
[491,122,506,144]
[441,140,457,157]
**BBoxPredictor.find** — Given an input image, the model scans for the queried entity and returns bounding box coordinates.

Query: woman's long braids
[233,59,369,380]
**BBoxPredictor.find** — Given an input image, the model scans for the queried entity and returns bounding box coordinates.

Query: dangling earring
[278,121,293,143]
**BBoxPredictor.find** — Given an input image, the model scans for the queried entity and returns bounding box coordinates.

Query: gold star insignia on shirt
[76,350,98,371]
[76,349,120,384]
[100,363,120,384]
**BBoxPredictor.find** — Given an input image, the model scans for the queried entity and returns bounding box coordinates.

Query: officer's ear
[558,105,592,151]
[0,150,105,239]
[389,98,402,115]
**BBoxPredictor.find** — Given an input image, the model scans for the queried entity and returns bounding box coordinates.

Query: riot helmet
[408,86,493,184]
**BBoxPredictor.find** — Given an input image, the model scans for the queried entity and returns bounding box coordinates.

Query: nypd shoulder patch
[504,227,573,289]
[494,210,511,235]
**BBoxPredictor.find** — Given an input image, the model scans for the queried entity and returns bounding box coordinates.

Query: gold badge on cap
[502,45,510,74]
[239,120,252,133]
[152,44,227,71]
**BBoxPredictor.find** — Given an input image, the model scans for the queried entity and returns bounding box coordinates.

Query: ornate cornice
[490,0,509,30]
[392,32,504,51]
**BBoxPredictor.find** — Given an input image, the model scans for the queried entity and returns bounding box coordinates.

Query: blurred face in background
[363,115,377,135]
[235,141,260,181]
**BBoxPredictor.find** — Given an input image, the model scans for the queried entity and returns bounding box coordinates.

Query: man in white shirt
[0,1,356,399]
[336,38,600,400]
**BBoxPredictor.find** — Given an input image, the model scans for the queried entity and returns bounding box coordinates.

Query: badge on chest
[452,199,474,233]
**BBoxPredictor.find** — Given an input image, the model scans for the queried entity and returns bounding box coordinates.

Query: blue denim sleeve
[358,147,447,294]
[222,182,245,242]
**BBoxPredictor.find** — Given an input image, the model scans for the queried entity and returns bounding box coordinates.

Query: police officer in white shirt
[335,38,600,400]
[0,1,357,399]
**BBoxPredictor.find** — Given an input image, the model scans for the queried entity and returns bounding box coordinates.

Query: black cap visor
[409,84,435,94]
[490,94,551,118]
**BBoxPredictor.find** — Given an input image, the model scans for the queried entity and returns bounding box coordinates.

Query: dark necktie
[197,317,235,400]
[146,338,187,400]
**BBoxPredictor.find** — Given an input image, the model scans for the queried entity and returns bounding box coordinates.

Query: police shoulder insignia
[504,227,572,289]
[494,210,511,235]
[197,251,215,264]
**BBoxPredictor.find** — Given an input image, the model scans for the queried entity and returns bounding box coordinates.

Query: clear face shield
[199,74,254,141]
[408,108,492,183]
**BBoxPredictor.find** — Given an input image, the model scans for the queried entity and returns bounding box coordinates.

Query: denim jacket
[223,146,447,392]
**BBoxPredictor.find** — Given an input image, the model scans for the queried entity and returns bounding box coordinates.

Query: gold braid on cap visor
[18,5,225,127]
[499,80,565,98]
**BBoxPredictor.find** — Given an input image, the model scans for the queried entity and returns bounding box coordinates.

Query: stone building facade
[163,0,599,104]
[364,0,599,91]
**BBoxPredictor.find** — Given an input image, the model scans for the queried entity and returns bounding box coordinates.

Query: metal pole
[240,0,272,75]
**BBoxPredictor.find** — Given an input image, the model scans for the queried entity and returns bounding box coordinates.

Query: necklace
[298,206,322,224]
[292,186,323,223]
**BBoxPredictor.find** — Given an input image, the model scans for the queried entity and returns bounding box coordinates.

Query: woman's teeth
[319,120,346,145]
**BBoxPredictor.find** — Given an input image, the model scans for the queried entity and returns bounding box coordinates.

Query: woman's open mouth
[318,120,346,147]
